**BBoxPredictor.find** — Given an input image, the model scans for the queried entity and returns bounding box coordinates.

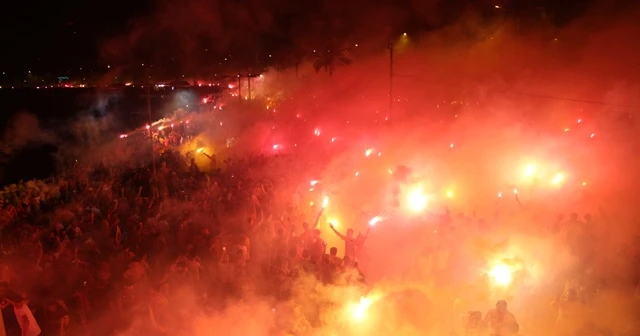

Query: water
[0,86,222,184]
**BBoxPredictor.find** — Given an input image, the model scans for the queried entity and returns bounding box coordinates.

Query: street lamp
[388,43,393,119]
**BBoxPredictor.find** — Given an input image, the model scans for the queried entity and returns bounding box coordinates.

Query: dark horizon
[0,0,616,82]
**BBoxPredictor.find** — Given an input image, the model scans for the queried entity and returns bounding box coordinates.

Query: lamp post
[388,43,393,119]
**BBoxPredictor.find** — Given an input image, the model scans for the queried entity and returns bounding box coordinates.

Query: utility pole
[388,43,393,119]
[237,74,242,101]
[247,74,251,100]
[145,65,156,176]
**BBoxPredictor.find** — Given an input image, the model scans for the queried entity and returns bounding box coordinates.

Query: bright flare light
[552,172,565,185]
[352,296,373,321]
[314,128,321,136]
[365,148,373,157]
[369,216,382,226]
[322,196,329,208]
[196,147,204,153]
[523,163,537,177]
[310,180,319,186]
[489,264,512,286]
[407,187,428,212]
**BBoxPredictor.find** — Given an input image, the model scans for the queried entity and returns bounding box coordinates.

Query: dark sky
[0,0,150,75]
[0,0,609,78]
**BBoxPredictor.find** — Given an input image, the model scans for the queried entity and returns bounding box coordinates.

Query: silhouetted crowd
[0,148,367,335]
[0,146,638,335]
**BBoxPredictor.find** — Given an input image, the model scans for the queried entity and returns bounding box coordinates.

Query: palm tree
[312,44,352,76]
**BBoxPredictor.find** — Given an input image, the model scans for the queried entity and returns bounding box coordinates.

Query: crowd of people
[0,142,373,335]
[0,127,638,336]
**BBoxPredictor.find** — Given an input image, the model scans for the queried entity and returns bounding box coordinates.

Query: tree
[312,44,352,76]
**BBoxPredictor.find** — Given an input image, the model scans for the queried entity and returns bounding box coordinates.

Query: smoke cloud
[5,0,640,334]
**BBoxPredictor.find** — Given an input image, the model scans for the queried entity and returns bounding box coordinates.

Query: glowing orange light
[331,137,336,142]
[322,196,329,208]
[489,264,512,286]
[523,163,537,177]
[310,180,319,186]
[196,147,204,153]
[365,148,373,157]
[582,181,587,186]
[388,169,393,174]
[145,125,151,130]
[564,128,570,132]
[513,188,518,195]
[369,216,382,226]
[119,134,127,139]
[352,297,373,321]
[446,190,454,198]
[551,172,565,185]
[355,171,360,177]
[309,201,314,206]
[450,143,454,148]
[407,187,428,212]
[158,126,164,131]
[497,192,502,198]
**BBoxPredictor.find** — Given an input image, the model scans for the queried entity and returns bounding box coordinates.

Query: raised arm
[361,227,371,244]
[312,208,324,228]
[329,223,345,240]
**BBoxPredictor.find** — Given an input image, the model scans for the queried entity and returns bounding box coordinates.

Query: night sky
[0,0,150,74]
[0,0,613,79]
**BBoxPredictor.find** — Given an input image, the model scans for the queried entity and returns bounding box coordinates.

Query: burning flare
[352,296,373,321]
[406,187,428,212]
[369,216,382,226]
[489,264,513,286]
